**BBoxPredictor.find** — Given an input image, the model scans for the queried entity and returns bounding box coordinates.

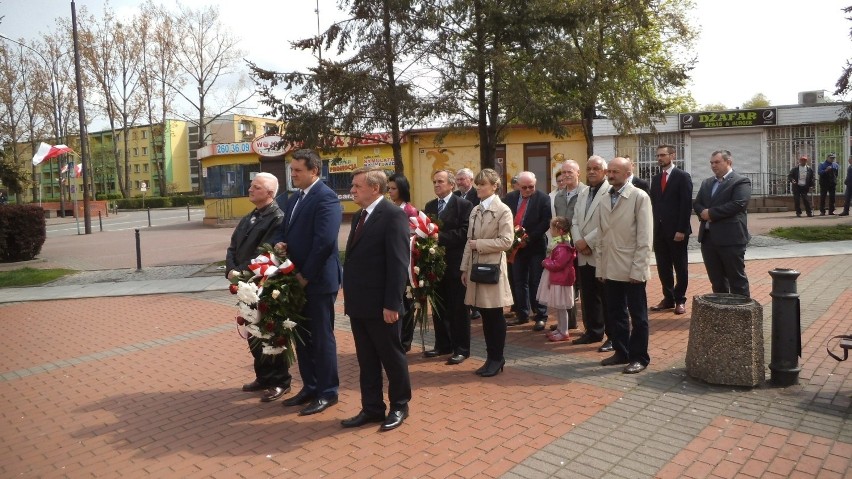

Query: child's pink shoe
[548,331,571,342]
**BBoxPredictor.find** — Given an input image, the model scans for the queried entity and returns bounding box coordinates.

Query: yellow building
[197,122,588,221]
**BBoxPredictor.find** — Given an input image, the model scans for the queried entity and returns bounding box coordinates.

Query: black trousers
[248,336,291,388]
[653,230,689,305]
[700,230,750,297]
[512,250,547,320]
[604,280,650,366]
[791,184,812,215]
[478,307,507,361]
[432,272,470,356]
[577,264,606,340]
[819,184,836,213]
[350,316,412,416]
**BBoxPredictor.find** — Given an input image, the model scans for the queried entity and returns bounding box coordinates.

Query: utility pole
[71,0,92,233]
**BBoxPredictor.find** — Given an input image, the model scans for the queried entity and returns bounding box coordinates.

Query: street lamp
[0,33,70,216]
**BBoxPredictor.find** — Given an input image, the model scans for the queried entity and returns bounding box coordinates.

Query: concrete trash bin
[685,293,764,387]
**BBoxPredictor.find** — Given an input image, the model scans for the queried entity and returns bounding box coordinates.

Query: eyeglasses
[655,153,671,158]
[520,185,535,190]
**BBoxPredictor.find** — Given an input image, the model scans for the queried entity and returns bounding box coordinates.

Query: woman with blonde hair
[460,169,514,377]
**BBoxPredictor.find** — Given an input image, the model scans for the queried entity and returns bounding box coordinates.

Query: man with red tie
[503,171,552,331]
[649,145,693,315]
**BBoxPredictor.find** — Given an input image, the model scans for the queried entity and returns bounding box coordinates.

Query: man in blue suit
[273,149,343,416]
[693,149,751,297]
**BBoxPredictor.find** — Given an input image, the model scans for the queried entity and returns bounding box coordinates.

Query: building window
[135,180,140,189]
[132,131,137,140]
[263,123,278,134]
[134,164,140,173]
[202,163,258,199]
[142,130,147,139]
[133,148,138,156]
[143,164,149,173]
[142,147,148,156]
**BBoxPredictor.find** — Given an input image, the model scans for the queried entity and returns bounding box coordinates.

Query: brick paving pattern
[0,212,850,478]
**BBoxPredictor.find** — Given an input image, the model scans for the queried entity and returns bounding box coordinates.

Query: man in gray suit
[693,150,752,297]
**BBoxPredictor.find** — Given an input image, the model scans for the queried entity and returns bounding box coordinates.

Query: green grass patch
[0,267,77,287]
[767,224,852,242]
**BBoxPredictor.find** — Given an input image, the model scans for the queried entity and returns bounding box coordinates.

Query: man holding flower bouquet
[226,173,290,403]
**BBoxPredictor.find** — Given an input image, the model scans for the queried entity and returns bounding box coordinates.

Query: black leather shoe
[601,353,629,366]
[282,389,315,407]
[474,361,490,376]
[423,349,451,358]
[509,318,529,326]
[470,310,481,319]
[479,359,505,377]
[260,386,290,402]
[446,354,467,365]
[299,396,338,416]
[341,411,385,428]
[532,321,546,331]
[380,409,408,431]
[623,361,647,374]
[242,380,265,392]
[572,335,603,345]
[597,340,614,353]
[649,300,675,311]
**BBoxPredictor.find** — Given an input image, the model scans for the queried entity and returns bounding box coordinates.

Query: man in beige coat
[596,157,653,374]
[571,156,609,348]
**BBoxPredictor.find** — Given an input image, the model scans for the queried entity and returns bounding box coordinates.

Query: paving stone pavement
[0,213,850,478]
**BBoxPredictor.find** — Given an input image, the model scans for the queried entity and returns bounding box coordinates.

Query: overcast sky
[2,0,849,115]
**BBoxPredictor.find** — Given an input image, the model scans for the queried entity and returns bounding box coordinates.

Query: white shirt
[798,165,808,186]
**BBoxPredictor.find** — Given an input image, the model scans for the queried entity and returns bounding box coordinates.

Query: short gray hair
[517,171,536,182]
[352,166,388,194]
[254,172,279,196]
[561,160,580,173]
[587,155,607,170]
[456,168,474,180]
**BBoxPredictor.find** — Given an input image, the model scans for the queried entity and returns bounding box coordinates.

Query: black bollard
[768,268,801,386]
[147,207,152,227]
[98,211,103,232]
[135,228,142,271]
[187,204,191,221]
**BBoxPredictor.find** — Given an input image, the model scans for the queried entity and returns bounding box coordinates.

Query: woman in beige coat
[461,169,514,377]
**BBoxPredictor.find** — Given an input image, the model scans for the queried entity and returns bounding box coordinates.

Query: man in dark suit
[504,171,552,331]
[693,150,752,297]
[272,149,343,416]
[423,170,473,364]
[650,144,693,315]
[454,167,480,206]
[341,167,412,432]
[226,172,290,403]
[787,154,815,217]
[840,157,852,216]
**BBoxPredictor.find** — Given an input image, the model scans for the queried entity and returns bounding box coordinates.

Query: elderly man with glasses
[504,171,552,331]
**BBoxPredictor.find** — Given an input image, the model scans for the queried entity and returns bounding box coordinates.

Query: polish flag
[74,163,83,178]
[32,142,74,166]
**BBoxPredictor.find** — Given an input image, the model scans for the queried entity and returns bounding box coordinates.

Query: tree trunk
[581,103,595,159]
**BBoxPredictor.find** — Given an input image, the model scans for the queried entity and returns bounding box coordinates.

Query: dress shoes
[674,303,686,315]
[623,361,647,374]
[649,300,674,311]
[423,349,452,358]
[509,317,529,326]
[532,321,546,331]
[282,389,316,407]
[299,396,338,416]
[260,386,290,403]
[504,311,516,319]
[479,359,505,377]
[600,353,629,366]
[839,212,849,216]
[597,340,614,353]
[446,354,467,365]
[380,409,408,431]
[470,310,481,319]
[242,380,266,392]
[572,335,603,345]
[341,410,386,428]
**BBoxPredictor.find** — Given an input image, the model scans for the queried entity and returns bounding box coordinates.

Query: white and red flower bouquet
[228,244,307,367]
[506,225,528,263]
[408,212,446,348]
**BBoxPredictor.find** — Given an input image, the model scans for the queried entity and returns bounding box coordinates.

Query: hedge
[0,204,46,262]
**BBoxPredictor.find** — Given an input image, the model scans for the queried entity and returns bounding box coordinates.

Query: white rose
[414,266,420,274]
[429,247,436,255]
[262,345,286,355]
[271,289,281,299]
[282,319,297,329]
[419,280,425,288]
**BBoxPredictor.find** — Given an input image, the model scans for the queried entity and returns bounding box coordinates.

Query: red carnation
[412,247,421,260]
[229,284,239,294]
[265,321,275,332]
[258,301,269,313]
[274,336,287,346]
[427,272,437,282]
[236,316,246,325]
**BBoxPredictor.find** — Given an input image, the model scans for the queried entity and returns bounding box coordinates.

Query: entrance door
[524,143,550,194]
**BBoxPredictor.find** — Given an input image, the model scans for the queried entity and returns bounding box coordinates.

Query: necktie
[585,186,598,214]
[609,187,620,208]
[711,177,723,197]
[515,197,528,226]
[289,190,305,224]
[437,198,445,215]
[353,209,368,242]
[250,210,259,224]
[661,170,668,193]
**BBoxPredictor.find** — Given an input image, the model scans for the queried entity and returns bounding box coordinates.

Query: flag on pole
[74,163,83,178]
[32,142,74,166]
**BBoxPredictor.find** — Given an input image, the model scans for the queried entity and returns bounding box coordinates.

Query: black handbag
[469,263,499,284]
